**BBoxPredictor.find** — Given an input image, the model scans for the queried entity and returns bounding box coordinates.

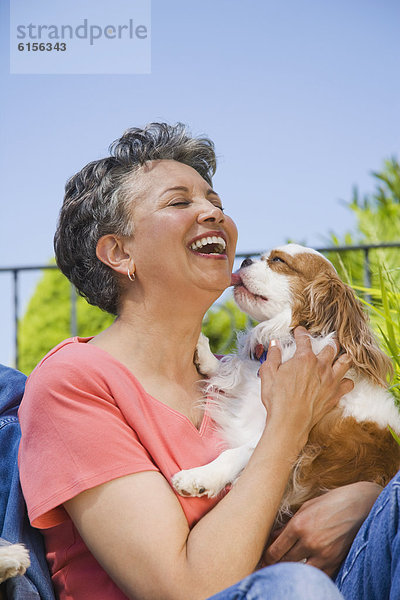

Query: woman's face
[123,159,238,301]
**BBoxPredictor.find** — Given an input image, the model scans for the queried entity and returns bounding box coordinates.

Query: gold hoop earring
[127,270,136,282]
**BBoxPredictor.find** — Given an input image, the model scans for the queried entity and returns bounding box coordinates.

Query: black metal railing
[2,242,400,369]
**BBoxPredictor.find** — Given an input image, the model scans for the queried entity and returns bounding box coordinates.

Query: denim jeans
[336,470,400,599]
[207,563,344,599]
[0,364,55,600]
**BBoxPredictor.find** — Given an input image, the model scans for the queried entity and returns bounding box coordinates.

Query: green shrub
[353,270,400,407]
[18,266,114,374]
[326,158,400,288]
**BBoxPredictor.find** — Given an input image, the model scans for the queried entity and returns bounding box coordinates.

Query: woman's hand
[259,327,353,446]
[260,482,382,577]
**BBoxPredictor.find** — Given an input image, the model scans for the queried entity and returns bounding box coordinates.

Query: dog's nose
[241,257,253,268]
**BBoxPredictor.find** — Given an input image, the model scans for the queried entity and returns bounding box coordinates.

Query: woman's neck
[90,298,208,381]
[89,293,217,427]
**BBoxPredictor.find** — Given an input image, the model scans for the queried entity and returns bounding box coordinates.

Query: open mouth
[189,235,227,256]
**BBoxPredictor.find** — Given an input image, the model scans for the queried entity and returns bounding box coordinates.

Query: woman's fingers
[259,327,353,430]
[260,339,282,373]
[315,339,339,363]
[262,526,298,565]
[338,377,354,396]
[332,353,353,378]
[292,326,313,352]
[259,340,282,409]
[293,327,352,392]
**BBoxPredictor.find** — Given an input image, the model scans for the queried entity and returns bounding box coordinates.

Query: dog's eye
[271,256,285,264]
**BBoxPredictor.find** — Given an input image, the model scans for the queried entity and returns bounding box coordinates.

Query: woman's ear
[96,234,134,277]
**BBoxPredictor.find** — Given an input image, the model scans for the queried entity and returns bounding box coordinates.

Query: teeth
[190,236,226,253]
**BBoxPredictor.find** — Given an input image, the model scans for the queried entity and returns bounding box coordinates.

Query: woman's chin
[188,263,232,291]
[205,281,232,300]
[190,276,230,300]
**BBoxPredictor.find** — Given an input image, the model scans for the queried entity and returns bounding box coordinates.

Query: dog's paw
[0,544,30,583]
[171,467,226,498]
[194,333,219,377]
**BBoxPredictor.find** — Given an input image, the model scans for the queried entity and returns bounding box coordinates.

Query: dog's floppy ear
[295,273,392,387]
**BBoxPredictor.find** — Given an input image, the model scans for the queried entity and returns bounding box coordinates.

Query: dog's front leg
[171,442,257,498]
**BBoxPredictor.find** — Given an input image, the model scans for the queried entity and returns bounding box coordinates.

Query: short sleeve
[18,344,159,529]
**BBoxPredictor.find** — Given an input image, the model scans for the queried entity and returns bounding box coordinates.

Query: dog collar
[254,343,268,364]
[259,350,268,364]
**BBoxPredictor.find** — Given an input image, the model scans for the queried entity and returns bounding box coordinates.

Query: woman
[18,123,391,599]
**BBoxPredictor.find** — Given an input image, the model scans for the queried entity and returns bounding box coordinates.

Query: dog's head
[233,243,392,386]
[232,244,336,324]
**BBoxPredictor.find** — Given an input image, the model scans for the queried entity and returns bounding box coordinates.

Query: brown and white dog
[172,243,400,524]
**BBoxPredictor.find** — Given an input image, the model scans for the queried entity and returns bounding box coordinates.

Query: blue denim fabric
[0,364,55,600]
[207,564,344,599]
[336,470,400,600]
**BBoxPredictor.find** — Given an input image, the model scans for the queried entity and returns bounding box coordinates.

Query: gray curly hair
[54,122,217,315]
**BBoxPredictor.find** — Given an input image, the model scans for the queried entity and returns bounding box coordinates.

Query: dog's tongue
[231,271,242,286]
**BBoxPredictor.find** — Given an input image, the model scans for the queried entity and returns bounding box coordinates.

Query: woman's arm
[64,435,306,600]
[262,481,382,577]
[64,329,353,600]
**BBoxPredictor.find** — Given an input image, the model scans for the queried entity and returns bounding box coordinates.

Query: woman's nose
[197,203,224,223]
[241,257,253,268]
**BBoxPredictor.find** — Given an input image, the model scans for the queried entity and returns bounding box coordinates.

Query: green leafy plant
[352,268,400,407]
[202,299,251,354]
[326,158,400,288]
[18,265,114,375]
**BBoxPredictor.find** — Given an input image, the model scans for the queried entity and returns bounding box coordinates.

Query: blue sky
[1,0,399,366]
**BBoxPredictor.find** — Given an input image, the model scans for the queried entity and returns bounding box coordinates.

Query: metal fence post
[363,248,372,304]
[70,283,78,337]
[13,269,19,370]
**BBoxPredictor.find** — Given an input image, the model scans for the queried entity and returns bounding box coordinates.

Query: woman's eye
[170,200,190,207]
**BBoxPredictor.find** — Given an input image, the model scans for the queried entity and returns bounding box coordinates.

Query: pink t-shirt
[18,337,227,600]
